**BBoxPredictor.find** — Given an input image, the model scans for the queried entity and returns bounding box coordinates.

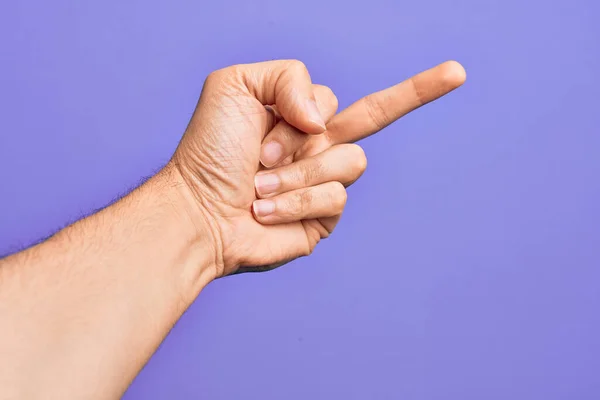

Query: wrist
[0,163,225,398]
[143,163,224,298]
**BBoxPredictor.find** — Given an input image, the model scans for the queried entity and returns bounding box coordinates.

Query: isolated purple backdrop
[1,0,599,398]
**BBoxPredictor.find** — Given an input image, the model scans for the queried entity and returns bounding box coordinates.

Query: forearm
[0,164,217,399]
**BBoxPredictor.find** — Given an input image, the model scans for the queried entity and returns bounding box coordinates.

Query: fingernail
[253,199,276,217]
[255,173,281,196]
[260,141,283,167]
[306,98,326,130]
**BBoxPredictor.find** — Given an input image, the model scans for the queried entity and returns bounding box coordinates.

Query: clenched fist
[171,59,466,277]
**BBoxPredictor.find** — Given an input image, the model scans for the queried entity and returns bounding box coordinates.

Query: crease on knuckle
[287,189,311,218]
[409,76,426,106]
[299,160,324,186]
[363,93,390,131]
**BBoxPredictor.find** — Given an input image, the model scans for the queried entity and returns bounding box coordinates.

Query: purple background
[1,0,599,398]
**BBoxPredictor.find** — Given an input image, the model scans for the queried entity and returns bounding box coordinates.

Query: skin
[0,59,465,398]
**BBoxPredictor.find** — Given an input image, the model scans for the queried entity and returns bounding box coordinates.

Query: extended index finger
[326,61,466,144]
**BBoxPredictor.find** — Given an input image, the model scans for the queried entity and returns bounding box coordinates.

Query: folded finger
[209,59,326,134]
[255,144,367,198]
[252,181,347,224]
[260,84,339,167]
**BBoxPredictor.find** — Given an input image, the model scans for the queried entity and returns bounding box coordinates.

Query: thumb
[212,60,326,135]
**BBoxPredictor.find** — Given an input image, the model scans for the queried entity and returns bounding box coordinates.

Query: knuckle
[316,85,339,114]
[409,76,426,106]
[329,92,339,114]
[205,69,224,86]
[287,189,311,217]
[350,145,368,174]
[203,68,236,94]
[286,59,308,73]
[302,244,315,257]
[329,182,347,212]
[363,93,390,131]
[335,144,367,181]
[299,188,314,208]
[300,159,324,186]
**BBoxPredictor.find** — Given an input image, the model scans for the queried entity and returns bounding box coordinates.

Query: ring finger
[254,143,367,198]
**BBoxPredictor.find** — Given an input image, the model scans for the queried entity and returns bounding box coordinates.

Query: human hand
[0,56,464,399]
[171,60,465,277]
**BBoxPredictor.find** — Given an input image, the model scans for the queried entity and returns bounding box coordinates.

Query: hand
[0,58,464,398]
[172,60,465,277]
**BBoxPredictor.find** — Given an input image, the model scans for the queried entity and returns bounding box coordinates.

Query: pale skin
[0,59,465,399]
